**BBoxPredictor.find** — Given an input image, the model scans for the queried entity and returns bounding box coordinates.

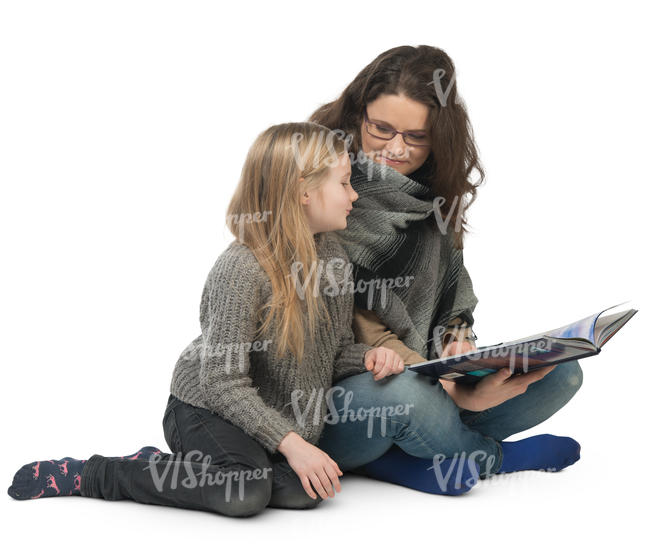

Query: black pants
[80,394,322,517]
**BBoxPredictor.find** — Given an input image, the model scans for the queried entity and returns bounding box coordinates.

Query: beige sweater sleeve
[352,307,473,365]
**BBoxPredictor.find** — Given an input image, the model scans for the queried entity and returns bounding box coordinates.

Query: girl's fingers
[383,355,400,378]
[324,464,341,493]
[315,468,335,498]
[300,474,317,500]
[374,357,391,380]
[331,458,343,476]
[308,472,329,500]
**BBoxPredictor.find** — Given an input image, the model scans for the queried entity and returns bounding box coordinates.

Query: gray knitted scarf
[335,156,478,360]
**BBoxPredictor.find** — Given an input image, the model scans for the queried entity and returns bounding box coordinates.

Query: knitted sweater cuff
[333,342,374,382]
[255,418,296,454]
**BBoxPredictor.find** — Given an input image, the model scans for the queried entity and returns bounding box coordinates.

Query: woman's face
[360,93,432,177]
[301,153,358,235]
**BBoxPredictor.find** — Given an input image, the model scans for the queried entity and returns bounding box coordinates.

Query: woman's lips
[380,155,406,165]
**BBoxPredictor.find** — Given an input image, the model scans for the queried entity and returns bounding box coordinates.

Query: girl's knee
[204,471,272,518]
[269,487,323,510]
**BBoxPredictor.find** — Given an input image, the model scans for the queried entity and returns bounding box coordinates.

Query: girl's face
[301,153,358,235]
[360,93,432,177]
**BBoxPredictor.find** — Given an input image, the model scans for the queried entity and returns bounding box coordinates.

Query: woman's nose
[384,135,407,157]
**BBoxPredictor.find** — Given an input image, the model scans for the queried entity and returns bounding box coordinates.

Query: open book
[409,303,638,384]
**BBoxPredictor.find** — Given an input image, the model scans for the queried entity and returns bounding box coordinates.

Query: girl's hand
[438,340,557,411]
[277,432,343,500]
[364,347,405,381]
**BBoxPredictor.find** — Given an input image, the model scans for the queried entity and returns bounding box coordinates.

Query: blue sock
[7,446,162,500]
[355,445,479,495]
[496,434,581,475]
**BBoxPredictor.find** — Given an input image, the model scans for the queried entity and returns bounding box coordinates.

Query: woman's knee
[566,360,583,390]
[336,370,453,414]
[552,360,583,398]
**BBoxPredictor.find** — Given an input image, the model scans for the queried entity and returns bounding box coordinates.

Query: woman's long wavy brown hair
[309,45,485,249]
[226,122,347,363]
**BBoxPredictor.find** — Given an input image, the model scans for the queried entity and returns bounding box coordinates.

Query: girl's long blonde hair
[226,122,349,364]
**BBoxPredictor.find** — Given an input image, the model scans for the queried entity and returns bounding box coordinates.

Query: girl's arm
[198,250,296,454]
[331,317,375,382]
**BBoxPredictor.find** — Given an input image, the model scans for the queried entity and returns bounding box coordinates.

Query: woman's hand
[438,340,557,412]
[440,339,477,359]
[277,431,343,500]
[364,347,405,381]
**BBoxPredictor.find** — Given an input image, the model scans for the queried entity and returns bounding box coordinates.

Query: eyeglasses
[363,108,432,148]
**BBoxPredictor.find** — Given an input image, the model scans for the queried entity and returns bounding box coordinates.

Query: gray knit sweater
[169,231,374,453]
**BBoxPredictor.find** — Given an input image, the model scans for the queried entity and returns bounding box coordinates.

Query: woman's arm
[352,306,473,365]
[334,305,407,382]
[352,306,427,365]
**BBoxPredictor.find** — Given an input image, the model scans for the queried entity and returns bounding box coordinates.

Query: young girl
[309,45,583,491]
[7,122,479,518]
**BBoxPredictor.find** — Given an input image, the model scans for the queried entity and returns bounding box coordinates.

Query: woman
[309,45,583,491]
[7,122,427,516]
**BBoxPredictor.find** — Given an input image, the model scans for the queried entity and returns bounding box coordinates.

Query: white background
[2,1,648,546]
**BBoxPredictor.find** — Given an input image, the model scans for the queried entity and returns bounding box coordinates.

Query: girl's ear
[299,177,310,204]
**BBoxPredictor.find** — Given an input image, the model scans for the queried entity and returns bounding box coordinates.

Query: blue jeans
[317,360,583,478]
